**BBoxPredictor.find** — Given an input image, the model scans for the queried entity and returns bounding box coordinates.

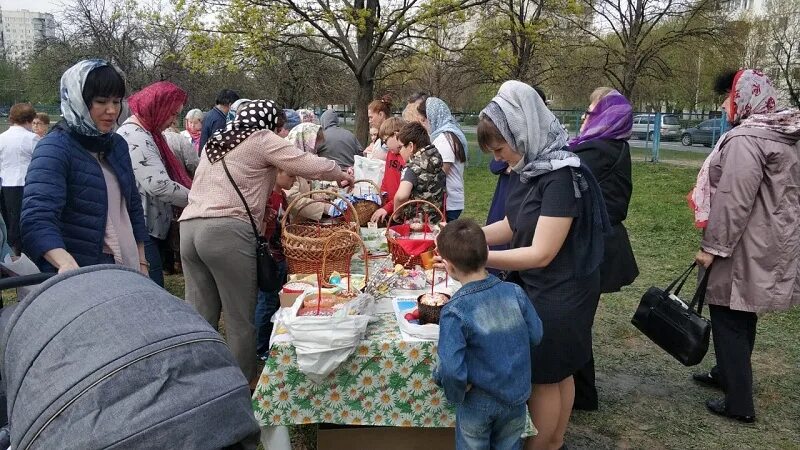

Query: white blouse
[0,125,40,187]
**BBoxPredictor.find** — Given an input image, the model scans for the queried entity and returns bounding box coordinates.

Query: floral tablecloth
[252,313,455,427]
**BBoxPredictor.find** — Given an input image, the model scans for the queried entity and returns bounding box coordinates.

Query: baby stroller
[0,265,260,449]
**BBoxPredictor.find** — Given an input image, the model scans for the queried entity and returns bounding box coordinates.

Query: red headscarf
[128,81,192,188]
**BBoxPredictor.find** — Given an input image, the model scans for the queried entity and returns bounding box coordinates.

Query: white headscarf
[480,80,579,184]
[60,59,119,137]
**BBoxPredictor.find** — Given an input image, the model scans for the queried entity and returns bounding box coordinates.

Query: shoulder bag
[631,262,712,366]
[221,159,281,292]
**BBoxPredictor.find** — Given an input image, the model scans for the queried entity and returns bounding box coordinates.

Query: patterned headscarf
[727,69,777,125]
[425,97,468,159]
[690,69,780,228]
[298,109,318,124]
[59,59,122,137]
[480,80,577,184]
[569,90,633,147]
[128,81,192,188]
[205,100,281,163]
[286,122,321,154]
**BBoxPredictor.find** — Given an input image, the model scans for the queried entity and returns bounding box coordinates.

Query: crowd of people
[0,57,797,450]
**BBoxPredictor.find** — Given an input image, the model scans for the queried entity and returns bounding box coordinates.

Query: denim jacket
[434,274,543,406]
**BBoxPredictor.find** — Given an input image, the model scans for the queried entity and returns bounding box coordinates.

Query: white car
[632,114,682,141]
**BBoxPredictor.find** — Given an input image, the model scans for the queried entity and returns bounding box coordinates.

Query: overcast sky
[2,0,60,14]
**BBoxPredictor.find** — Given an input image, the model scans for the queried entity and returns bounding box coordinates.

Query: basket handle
[283,189,360,229]
[388,199,445,225]
[291,198,349,223]
[321,229,370,285]
[351,179,380,195]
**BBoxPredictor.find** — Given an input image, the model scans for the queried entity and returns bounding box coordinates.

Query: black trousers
[0,187,23,254]
[709,304,758,416]
[573,354,598,410]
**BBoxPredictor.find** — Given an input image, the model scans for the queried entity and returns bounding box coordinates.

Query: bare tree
[183,0,490,144]
[765,0,800,107]
[563,0,726,101]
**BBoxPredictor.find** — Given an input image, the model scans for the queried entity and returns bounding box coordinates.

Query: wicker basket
[350,179,382,227]
[282,189,360,278]
[386,200,445,269]
[416,293,451,325]
[320,229,370,288]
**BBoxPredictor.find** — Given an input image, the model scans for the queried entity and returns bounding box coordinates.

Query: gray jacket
[317,108,363,168]
[702,126,800,313]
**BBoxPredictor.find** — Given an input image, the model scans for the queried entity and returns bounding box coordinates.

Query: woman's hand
[139,261,150,275]
[695,250,715,268]
[371,208,388,224]
[44,248,80,274]
[338,171,355,188]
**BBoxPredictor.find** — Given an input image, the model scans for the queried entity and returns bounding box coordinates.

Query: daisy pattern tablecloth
[252,313,454,428]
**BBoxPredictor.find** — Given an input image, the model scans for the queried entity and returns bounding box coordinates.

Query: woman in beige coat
[690,69,800,423]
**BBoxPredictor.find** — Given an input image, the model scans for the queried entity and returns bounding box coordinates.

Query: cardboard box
[279,285,307,308]
[317,426,454,450]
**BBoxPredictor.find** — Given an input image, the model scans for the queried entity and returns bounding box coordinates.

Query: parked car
[631,114,682,141]
[681,119,724,147]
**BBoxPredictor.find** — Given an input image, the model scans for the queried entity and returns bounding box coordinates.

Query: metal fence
[1,105,725,164]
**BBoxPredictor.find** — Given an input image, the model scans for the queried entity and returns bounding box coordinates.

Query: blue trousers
[446,209,463,222]
[143,236,164,287]
[456,389,526,450]
[255,260,287,358]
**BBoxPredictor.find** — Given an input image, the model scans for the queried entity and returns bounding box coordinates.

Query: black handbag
[221,159,281,292]
[631,262,712,366]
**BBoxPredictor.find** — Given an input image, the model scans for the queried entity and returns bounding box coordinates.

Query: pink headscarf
[128,81,192,188]
[688,69,777,228]
[286,122,321,153]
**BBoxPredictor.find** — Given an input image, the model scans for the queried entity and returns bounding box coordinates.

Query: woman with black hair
[21,60,149,274]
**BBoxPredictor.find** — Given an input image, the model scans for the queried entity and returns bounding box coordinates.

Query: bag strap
[689,265,712,315]
[221,158,262,239]
[595,141,628,184]
[666,262,696,295]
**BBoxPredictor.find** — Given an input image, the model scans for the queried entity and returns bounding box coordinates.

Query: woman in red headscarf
[118,81,192,287]
[689,69,800,423]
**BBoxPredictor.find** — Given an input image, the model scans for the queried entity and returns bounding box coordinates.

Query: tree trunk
[354,75,374,147]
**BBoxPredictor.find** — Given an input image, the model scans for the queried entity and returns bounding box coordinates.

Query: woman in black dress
[477,81,609,450]
[569,88,639,411]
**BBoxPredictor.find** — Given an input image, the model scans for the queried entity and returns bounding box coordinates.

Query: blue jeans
[143,237,164,287]
[456,389,526,450]
[446,209,463,222]
[255,260,287,358]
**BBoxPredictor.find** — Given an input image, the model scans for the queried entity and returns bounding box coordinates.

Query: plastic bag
[283,293,372,382]
[353,155,385,188]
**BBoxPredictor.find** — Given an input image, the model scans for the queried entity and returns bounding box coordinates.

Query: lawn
[165,160,798,449]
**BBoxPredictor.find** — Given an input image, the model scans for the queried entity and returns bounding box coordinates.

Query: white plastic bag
[283,293,372,383]
[353,155,385,188]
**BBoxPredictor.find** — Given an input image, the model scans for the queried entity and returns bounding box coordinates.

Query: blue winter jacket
[21,126,149,271]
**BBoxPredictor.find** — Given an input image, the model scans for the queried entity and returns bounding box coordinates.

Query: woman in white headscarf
[477,80,610,450]
[21,59,149,274]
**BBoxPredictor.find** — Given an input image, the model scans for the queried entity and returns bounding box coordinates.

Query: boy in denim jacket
[433,218,543,450]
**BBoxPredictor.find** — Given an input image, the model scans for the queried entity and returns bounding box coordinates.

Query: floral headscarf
[727,69,777,125]
[59,59,122,137]
[569,90,633,147]
[205,100,281,163]
[690,69,779,228]
[286,122,321,154]
[128,81,192,188]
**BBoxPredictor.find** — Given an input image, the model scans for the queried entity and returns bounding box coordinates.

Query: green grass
[267,162,799,449]
[8,156,795,449]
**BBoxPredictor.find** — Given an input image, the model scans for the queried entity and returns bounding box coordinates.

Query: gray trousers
[180,217,258,381]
